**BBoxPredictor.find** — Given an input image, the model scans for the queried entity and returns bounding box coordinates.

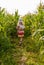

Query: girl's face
[19,22,23,25]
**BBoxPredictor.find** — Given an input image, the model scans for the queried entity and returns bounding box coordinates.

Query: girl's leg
[19,37,23,45]
[20,37,23,42]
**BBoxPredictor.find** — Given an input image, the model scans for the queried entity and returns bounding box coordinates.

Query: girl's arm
[16,26,20,30]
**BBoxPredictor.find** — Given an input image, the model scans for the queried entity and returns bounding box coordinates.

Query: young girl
[16,18,25,45]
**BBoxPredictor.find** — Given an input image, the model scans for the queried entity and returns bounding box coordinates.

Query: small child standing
[16,18,25,45]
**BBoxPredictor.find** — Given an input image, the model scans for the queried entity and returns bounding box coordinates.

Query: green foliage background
[0,3,44,65]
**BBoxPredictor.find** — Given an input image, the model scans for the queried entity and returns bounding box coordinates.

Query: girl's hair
[17,18,23,26]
